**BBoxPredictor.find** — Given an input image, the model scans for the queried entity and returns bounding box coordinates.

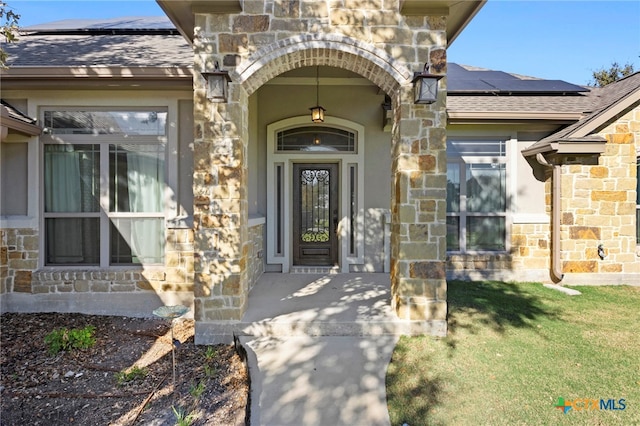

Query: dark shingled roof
[447,64,596,118]
[522,72,640,156]
[4,17,191,68]
[22,16,176,32]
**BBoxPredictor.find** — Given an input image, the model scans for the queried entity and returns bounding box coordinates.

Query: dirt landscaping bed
[0,312,249,425]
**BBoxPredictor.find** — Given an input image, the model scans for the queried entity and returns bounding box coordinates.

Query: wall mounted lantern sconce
[309,66,325,122]
[201,62,231,103]
[412,63,443,104]
[381,95,392,132]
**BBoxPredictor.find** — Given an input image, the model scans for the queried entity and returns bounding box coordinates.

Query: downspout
[535,153,565,282]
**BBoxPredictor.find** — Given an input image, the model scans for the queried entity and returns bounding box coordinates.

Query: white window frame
[40,107,172,268]
[266,116,365,272]
[446,137,513,254]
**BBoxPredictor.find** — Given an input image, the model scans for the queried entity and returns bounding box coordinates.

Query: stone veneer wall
[247,223,264,293]
[1,227,196,313]
[559,106,640,276]
[1,228,38,294]
[193,0,448,331]
[446,223,552,283]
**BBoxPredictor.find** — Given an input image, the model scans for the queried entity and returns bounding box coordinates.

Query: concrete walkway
[238,273,402,426]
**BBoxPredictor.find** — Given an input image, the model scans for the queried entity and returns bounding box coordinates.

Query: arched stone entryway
[191,5,448,340]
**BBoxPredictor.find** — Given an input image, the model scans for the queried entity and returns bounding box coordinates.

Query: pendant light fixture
[309,66,325,123]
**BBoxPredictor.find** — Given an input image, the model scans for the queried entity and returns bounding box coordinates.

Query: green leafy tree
[1,1,20,68]
[590,61,636,87]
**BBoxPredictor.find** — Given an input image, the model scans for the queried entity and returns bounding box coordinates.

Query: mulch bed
[0,313,249,425]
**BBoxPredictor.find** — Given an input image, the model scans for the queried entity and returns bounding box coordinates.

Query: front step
[194,319,447,344]
[290,266,340,274]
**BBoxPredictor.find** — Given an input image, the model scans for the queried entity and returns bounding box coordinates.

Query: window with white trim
[446,139,508,252]
[42,109,167,266]
[276,126,356,152]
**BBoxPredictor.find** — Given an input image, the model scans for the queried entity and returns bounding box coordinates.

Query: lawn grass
[386,281,640,425]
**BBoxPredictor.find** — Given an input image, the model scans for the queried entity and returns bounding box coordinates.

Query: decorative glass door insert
[293,163,338,265]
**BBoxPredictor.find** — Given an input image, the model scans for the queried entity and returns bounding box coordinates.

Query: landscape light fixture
[201,62,231,103]
[412,62,443,104]
[310,66,325,122]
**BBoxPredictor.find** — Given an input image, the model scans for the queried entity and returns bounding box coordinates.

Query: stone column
[192,19,250,323]
[390,80,448,335]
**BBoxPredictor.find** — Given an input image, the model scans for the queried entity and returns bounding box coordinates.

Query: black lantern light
[412,63,443,104]
[309,66,325,122]
[201,61,231,103]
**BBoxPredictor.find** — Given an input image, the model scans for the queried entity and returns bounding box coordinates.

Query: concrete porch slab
[195,272,446,343]
[195,273,436,426]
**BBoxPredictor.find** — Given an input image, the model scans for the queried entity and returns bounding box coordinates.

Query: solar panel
[23,17,174,32]
[448,63,587,94]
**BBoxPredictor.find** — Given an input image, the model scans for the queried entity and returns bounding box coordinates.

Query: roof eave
[157,0,243,43]
[0,108,42,137]
[157,0,486,45]
[447,110,583,122]
[400,0,486,45]
[571,87,640,138]
[0,66,194,90]
[521,137,607,157]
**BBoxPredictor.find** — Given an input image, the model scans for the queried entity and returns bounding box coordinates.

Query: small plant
[44,325,96,355]
[203,364,217,378]
[204,346,217,361]
[189,380,206,400]
[115,366,149,385]
[172,405,196,426]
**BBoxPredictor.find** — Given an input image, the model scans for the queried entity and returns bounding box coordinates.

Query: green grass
[386,281,640,426]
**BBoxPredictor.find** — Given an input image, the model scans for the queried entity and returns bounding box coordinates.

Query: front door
[293,163,339,266]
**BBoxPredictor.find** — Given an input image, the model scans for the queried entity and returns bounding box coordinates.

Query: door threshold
[291,266,340,274]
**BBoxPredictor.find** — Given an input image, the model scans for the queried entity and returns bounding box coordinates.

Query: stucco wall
[253,82,391,271]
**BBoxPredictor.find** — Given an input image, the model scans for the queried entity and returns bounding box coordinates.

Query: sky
[6,0,640,86]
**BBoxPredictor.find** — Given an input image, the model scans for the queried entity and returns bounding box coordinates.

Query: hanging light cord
[316,66,320,106]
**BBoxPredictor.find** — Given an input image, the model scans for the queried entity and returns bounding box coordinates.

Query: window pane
[447,163,460,212]
[45,218,99,265]
[277,126,355,152]
[467,217,505,251]
[44,144,99,213]
[44,111,167,136]
[110,144,165,213]
[446,216,460,251]
[447,140,506,157]
[111,218,164,265]
[466,163,506,213]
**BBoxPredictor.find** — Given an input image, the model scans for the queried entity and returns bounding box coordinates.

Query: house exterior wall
[192,0,449,338]
[0,90,197,316]
[558,104,640,284]
[444,105,640,285]
[445,125,553,282]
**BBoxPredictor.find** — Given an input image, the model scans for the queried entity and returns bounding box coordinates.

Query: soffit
[0,67,193,91]
[157,0,485,45]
